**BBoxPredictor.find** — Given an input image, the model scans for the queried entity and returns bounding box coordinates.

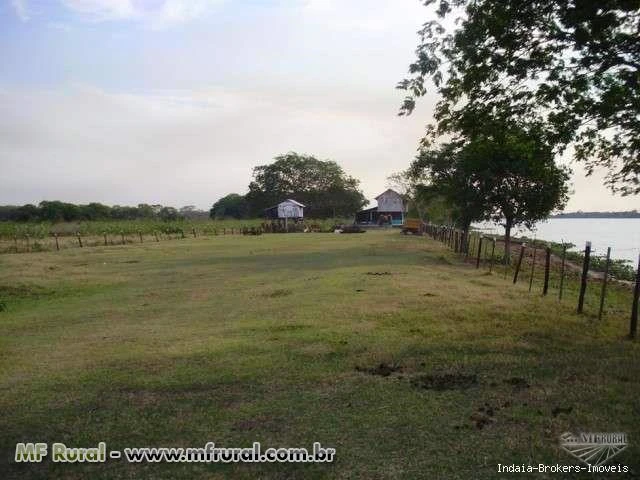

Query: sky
[1,0,639,212]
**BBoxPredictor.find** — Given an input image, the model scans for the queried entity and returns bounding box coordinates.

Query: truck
[401,218,424,235]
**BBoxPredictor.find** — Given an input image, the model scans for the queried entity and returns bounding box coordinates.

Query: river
[474,218,640,264]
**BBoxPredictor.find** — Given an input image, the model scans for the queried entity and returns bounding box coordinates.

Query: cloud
[0,84,433,208]
[60,0,223,28]
[301,0,426,32]
[10,0,29,21]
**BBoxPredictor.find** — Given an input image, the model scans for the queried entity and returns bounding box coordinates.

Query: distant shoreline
[550,211,640,219]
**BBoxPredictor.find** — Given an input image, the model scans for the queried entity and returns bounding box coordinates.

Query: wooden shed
[264,199,305,220]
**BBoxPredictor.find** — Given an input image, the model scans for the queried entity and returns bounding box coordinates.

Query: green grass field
[1,230,638,479]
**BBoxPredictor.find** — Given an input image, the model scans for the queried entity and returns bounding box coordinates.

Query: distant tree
[110,205,141,220]
[398,0,640,194]
[15,204,39,222]
[411,126,570,261]
[38,201,80,222]
[178,205,208,220]
[414,186,454,225]
[410,141,488,244]
[137,204,156,219]
[0,206,22,222]
[0,202,192,222]
[246,152,366,218]
[210,194,249,219]
[158,206,181,222]
[84,202,112,220]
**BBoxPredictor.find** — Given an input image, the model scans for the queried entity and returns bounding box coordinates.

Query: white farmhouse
[355,189,406,226]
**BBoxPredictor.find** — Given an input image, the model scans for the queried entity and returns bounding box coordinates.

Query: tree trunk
[503,221,512,264]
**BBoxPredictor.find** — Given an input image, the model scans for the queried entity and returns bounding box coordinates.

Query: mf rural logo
[560,432,628,466]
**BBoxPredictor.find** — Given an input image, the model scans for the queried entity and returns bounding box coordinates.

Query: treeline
[551,211,640,219]
[0,201,208,223]
[5,153,367,223]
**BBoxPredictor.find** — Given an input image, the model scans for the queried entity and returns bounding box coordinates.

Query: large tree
[398,0,640,194]
[410,141,488,244]
[411,126,570,261]
[210,194,249,219]
[246,152,367,218]
[464,129,570,260]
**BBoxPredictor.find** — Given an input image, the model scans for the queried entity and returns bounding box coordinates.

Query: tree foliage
[399,0,640,194]
[410,141,488,232]
[246,152,367,218]
[210,194,249,219]
[0,201,188,222]
[411,126,570,259]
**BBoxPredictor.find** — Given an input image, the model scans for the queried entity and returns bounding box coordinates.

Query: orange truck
[402,218,424,235]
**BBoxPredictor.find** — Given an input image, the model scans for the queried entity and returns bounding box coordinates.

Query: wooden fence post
[489,238,496,273]
[13,236,18,252]
[577,241,592,314]
[139,231,143,243]
[155,231,159,242]
[54,233,59,251]
[104,232,108,246]
[121,231,125,245]
[559,244,567,301]
[529,243,537,292]
[630,254,640,339]
[25,235,30,252]
[483,238,489,264]
[513,243,526,284]
[598,247,611,320]
[543,247,551,295]
[77,233,83,248]
[476,236,483,269]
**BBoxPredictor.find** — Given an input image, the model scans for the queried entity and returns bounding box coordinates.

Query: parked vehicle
[402,218,424,235]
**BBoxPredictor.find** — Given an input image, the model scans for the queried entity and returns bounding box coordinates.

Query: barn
[355,189,406,226]
[264,199,305,220]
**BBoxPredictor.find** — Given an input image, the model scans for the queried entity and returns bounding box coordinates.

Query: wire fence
[423,223,640,340]
[0,220,339,255]
[3,221,639,339]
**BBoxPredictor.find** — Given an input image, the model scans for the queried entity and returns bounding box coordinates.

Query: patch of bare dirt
[411,373,478,391]
[503,377,530,390]
[355,363,402,377]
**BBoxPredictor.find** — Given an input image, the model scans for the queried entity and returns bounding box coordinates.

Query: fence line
[0,225,267,255]
[422,223,639,340]
[0,220,328,256]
